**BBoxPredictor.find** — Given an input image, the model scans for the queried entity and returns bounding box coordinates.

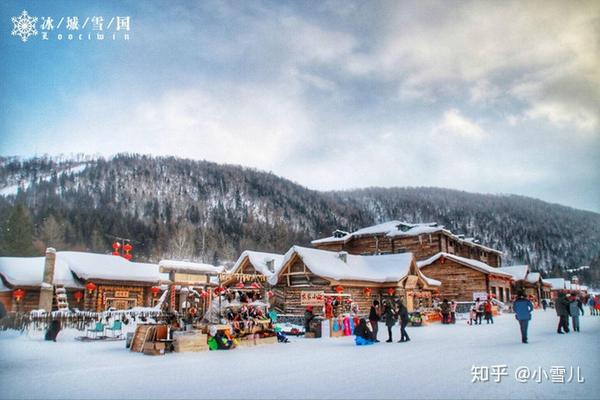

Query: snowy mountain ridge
[0,154,598,284]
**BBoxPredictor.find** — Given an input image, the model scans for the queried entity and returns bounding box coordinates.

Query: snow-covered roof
[417,252,513,278]
[158,259,223,275]
[526,272,541,284]
[544,278,566,290]
[497,265,529,281]
[269,246,440,287]
[231,250,284,278]
[0,255,82,289]
[61,252,165,283]
[0,277,11,292]
[311,220,502,255]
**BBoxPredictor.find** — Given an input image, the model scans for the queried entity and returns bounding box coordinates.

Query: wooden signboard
[405,275,418,289]
[114,291,130,298]
[300,290,324,306]
[173,272,209,285]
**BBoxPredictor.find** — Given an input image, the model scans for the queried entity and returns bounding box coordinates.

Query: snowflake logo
[11,10,38,42]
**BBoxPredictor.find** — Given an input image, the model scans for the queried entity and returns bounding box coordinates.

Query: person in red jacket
[484,299,494,324]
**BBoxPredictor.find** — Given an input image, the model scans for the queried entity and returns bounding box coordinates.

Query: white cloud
[435,109,486,140]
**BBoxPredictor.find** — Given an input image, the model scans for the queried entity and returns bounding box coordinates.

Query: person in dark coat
[397,301,410,342]
[368,300,380,342]
[555,292,570,334]
[541,298,548,311]
[45,319,62,342]
[513,291,534,343]
[382,302,397,342]
[440,299,450,324]
[304,306,314,334]
[577,297,584,316]
[354,318,375,346]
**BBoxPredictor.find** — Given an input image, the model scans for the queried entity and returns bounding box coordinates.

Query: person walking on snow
[397,301,411,342]
[555,292,570,334]
[541,298,548,311]
[569,295,581,332]
[513,291,534,343]
[369,300,381,342]
[382,301,397,342]
[588,296,596,316]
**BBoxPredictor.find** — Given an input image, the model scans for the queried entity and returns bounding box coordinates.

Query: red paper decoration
[363,287,372,296]
[12,288,25,301]
[85,282,97,293]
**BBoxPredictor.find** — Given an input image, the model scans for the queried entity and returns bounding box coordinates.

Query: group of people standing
[468,297,494,325]
[355,299,411,345]
[554,292,586,333]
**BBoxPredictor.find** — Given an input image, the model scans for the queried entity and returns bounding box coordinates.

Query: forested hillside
[1,154,598,285]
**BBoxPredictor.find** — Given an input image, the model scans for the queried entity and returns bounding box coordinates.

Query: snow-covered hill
[0,154,598,283]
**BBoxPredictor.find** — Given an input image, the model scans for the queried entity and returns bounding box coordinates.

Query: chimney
[266,259,275,273]
[338,251,348,263]
[38,247,56,312]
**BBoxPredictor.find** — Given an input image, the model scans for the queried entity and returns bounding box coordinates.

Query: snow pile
[230,250,284,278]
[497,265,529,281]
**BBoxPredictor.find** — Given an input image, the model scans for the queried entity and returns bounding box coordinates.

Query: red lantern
[335,285,344,294]
[201,290,209,299]
[151,286,161,297]
[250,282,261,289]
[112,242,121,250]
[111,251,120,256]
[235,282,245,289]
[387,288,395,296]
[73,291,83,302]
[123,243,133,252]
[123,253,133,261]
[267,290,274,298]
[363,287,372,296]
[85,282,97,293]
[12,289,25,302]
[440,255,446,264]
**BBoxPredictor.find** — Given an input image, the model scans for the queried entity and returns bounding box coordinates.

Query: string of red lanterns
[111,241,133,260]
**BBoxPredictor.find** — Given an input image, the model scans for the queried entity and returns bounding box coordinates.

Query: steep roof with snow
[158,260,223,275]
[60,252,165,283]
[497,265,529,281]
[0,255,82,288]
[231,250,284,278]
[269,246,440,286]
[544,278,566,290]
[417,252,513,278]
[311,220,502,254]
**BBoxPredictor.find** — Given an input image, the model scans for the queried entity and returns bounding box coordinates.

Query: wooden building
[417,252,513,302]
[0,251,168,313]
[222,250,283,287]
[312,221,502,267]
[268,246,440,316]
[0,252,84,313]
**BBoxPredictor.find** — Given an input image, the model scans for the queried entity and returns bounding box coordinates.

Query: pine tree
[2,204,37,256]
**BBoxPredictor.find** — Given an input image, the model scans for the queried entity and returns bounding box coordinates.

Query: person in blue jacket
[513,291,534,343]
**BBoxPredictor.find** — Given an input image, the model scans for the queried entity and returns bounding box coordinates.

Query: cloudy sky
[1,0,599,212]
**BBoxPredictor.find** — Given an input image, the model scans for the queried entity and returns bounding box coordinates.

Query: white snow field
[1,310,598,399]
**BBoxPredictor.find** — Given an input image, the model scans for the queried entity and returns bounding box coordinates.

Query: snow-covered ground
[1,310,598,399]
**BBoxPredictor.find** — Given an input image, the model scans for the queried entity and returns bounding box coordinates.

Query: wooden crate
[173,331,208,353]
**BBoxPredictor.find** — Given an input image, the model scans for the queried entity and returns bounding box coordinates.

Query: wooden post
[38,248,56,312]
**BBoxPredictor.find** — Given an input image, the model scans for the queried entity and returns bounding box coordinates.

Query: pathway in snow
[1,310,598,399]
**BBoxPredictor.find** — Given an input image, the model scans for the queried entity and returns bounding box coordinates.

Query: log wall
[420,260,488,301]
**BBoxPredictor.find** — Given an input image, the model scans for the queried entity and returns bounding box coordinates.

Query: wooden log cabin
[268,246,441,316]
[417,252,513,302]
[312,221,502,267]
[0,250,168,313]
[222,250,284,288]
